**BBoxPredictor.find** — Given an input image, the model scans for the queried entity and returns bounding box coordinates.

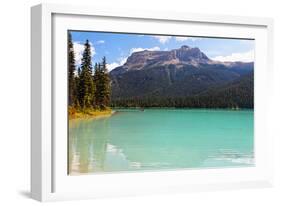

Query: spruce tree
[94,57,111,110]
[74,75,80,108]
[78,40,95,109]
[101,56,111,108]
[93,63,100,108]
[68,32,76,106]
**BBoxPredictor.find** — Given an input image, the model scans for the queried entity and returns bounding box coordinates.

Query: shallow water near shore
[68,109,254,175]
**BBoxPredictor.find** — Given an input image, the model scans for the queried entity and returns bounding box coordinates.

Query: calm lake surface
[68,109,254,175]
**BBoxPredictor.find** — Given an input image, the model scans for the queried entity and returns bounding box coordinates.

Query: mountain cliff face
[111,46,210,75]
[109,45,254,108]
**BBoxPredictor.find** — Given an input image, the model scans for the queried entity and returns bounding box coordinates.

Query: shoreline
[111,107,253,111]
[69,108,116,120]
[69,107,253,121]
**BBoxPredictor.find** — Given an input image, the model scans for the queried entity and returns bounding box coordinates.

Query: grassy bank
[68,106,114,120]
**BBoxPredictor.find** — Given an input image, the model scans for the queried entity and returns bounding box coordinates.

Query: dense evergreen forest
[111,93,253,109]
[110,72,254,109]
[68,33,111,117]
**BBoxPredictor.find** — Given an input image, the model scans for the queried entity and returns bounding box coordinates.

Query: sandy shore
[69,110,116,120]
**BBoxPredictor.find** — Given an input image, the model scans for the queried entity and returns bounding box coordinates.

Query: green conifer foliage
[68,33,76,106]
[94,57,111,110]
[78,40,95,109]
[68,36,112,114]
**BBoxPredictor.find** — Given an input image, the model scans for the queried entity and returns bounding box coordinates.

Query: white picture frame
[31,3,274,202]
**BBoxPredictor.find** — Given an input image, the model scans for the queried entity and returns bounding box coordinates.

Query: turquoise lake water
[68,109,254,174]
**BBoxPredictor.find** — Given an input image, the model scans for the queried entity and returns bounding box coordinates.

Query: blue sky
[70,31,254,71]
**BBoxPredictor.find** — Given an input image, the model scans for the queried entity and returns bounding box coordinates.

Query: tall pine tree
[94,63,102,108]
[101,57,111,108]
[78,39,95,109]
[68,32,76,106]
[94,57,111,110]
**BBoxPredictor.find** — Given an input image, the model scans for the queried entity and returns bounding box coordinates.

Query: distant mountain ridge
[111,45,253,75]
[109,45,254,108]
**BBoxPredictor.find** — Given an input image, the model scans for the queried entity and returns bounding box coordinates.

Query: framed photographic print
[31,3,274,201]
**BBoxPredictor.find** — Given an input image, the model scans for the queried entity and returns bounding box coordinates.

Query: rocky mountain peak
[173,46,209,63]
[119,45,212,73]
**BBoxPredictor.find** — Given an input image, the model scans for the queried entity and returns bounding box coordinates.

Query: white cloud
[107,57,127,72]
[211,50,254,62]
[130,46,160,53]
[107,62,120,72]
[96,40,105,44]
[153,36,172,44]
[152,35,205,44]
[107,46,161,72]
[175,37,201,42]
[73,41,96,66]
[153,36,201,43]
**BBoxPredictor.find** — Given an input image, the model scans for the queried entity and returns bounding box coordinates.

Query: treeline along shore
[110,71,254,109]
[68,33,111,119]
